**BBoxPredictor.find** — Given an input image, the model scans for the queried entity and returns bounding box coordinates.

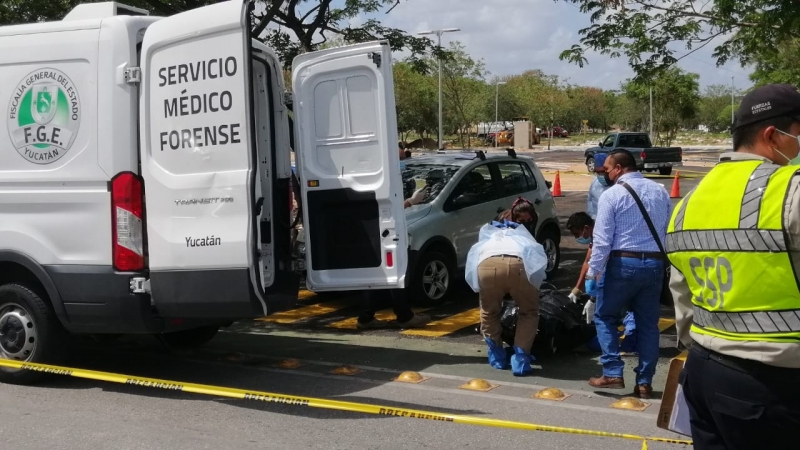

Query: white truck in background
[0,0,408,383]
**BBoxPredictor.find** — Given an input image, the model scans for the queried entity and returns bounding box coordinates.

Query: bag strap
[619,181,666,256]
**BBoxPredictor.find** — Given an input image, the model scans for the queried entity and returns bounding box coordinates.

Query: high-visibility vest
[667,159,800,343]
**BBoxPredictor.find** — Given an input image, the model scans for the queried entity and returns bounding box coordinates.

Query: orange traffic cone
[552,171,563,197]
[670,171,681,198]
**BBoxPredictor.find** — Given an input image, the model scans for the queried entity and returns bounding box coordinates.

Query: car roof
[404,150,534,168]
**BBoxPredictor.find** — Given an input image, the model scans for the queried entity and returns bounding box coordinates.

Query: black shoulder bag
[619,182,674,307]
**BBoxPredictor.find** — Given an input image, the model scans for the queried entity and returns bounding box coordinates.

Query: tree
[748,38,800,87]
[697,84,737,132]
[622,67,700,145]
[559,1,800,81]
[393,62,437,142]
[1,0,433,70]
[434,42,489,147]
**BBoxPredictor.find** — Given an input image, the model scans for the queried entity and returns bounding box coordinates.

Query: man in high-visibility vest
[667,84,800,449]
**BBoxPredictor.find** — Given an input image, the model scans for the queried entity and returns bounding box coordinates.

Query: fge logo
[689,256,733,308]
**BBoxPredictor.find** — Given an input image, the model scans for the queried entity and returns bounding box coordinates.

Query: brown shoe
[588,376,625,389]
[633,384,653,399]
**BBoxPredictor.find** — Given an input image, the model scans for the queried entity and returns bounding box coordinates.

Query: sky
[352,0,754,93]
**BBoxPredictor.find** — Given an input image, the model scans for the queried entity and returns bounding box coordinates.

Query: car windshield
[401,163,461,204]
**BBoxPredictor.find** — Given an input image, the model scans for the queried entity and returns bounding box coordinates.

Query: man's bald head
[607,149,637,172]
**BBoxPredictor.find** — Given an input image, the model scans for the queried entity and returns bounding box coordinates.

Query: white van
[0,1,408,383]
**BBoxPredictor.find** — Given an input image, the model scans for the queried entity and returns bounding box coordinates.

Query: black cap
[734,84,800,130]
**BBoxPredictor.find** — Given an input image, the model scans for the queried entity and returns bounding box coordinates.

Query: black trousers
[681,344,800,450]
[357,288,413,324]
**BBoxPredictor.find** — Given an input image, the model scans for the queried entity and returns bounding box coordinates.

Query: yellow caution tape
[0,359,692,446]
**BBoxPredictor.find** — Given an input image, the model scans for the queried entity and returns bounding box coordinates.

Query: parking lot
[1,147,716,449]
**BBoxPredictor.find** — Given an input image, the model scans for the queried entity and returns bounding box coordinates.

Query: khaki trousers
[477,255,540,353]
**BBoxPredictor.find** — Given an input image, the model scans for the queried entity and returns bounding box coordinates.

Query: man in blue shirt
[585,149,671,399]
[588,153,612,219]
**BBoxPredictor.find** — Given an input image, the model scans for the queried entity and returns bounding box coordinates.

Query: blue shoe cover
[511,346,533,376]
[485,337,508,370]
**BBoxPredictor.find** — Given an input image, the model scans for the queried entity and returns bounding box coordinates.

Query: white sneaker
[356,318,389,329]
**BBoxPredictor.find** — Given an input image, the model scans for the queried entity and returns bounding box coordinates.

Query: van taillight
[111,172,145,272]
[641,151,647,160]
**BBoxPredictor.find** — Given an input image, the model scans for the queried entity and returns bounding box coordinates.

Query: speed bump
[330,365,363,376]
[458,378,498,392]
[274,358,304,369]
[392,371,429,384]
[611,397,650,412]
[533,387,570,401]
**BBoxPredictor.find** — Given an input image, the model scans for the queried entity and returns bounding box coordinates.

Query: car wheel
[0,283,67,385]
[157,326,220,349]
[538,228,561,276]
[411,250,454,305]
[659,167,673,176]
[586,156,595,173]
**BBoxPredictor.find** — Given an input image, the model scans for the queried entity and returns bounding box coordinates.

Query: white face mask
[774,129,800,165]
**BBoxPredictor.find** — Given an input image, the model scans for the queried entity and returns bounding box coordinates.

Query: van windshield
[401,163,460,204]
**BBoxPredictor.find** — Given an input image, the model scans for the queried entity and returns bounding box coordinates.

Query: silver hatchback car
[401,150,561,303]
[292,150,562,304]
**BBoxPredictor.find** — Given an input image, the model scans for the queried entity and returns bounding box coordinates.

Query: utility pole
[418,28,460,150]
[649,86,653,140]
[494,80,506,148]
[731,76,735,127]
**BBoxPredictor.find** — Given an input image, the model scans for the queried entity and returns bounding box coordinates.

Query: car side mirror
[599,141,604,147]
[545,181,553,189]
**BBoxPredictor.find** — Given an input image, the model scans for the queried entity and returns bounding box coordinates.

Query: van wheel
[538,228,561,276]
[586,156,595,173]
[659,167,673,176]
[157,326,220,349]
[0,283,66,385]
[411,250,454,305]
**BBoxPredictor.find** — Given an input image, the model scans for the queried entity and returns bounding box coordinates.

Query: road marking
[327,308,432,330]
[257,300,352,324]
[560,260,577,267]
[401,308,481,338]
[298,289,316,300]
[658,318,676,332]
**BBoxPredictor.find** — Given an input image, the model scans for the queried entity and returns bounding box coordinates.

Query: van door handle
[255,197,264,216]
[534,199,542,205]
[496,207,504,214]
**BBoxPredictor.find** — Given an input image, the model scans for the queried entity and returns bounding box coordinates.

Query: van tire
[537,228,561,276]
[659,167,672,176]
[0,282,66,385]
[157,326,220,349]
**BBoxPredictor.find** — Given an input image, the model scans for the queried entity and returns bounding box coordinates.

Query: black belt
[610,250,665,260]
[496,254,521,259]
[691,344,800,378]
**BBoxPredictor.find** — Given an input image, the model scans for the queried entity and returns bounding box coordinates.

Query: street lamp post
[731,76,735,127]
[494,81,506,148]
[418,28,460,150]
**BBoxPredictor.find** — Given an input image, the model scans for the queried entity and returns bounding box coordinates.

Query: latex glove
[583,300,596,325]
[585,278,598,297]
[568,287,581,303]
[407,187,429,206]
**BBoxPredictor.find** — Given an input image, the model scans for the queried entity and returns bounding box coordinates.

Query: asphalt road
[0,336,690,450]
[1,148,713,449]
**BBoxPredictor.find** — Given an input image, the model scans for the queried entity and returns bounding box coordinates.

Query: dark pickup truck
[584,132,682,176]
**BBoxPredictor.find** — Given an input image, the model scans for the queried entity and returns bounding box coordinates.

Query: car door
[443,163,504,268]
[292,42,408,291]
[138,0,269,318]
[493,159,554,236]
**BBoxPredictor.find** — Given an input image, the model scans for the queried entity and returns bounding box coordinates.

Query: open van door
[138,0,269,319]
[292,42,408,291]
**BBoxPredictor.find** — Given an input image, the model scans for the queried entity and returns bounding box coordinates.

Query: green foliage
[621,67,700,145]
[0,0,435,71]
[697,85,738,132]
[748,38,800,87]
[559,0,800,82]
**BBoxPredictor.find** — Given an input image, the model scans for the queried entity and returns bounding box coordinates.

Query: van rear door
[292,42,408,291]
[138,0,268,319]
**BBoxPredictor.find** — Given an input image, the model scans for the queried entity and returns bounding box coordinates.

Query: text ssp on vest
[689,256,733,308]
[153,57,242,152]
